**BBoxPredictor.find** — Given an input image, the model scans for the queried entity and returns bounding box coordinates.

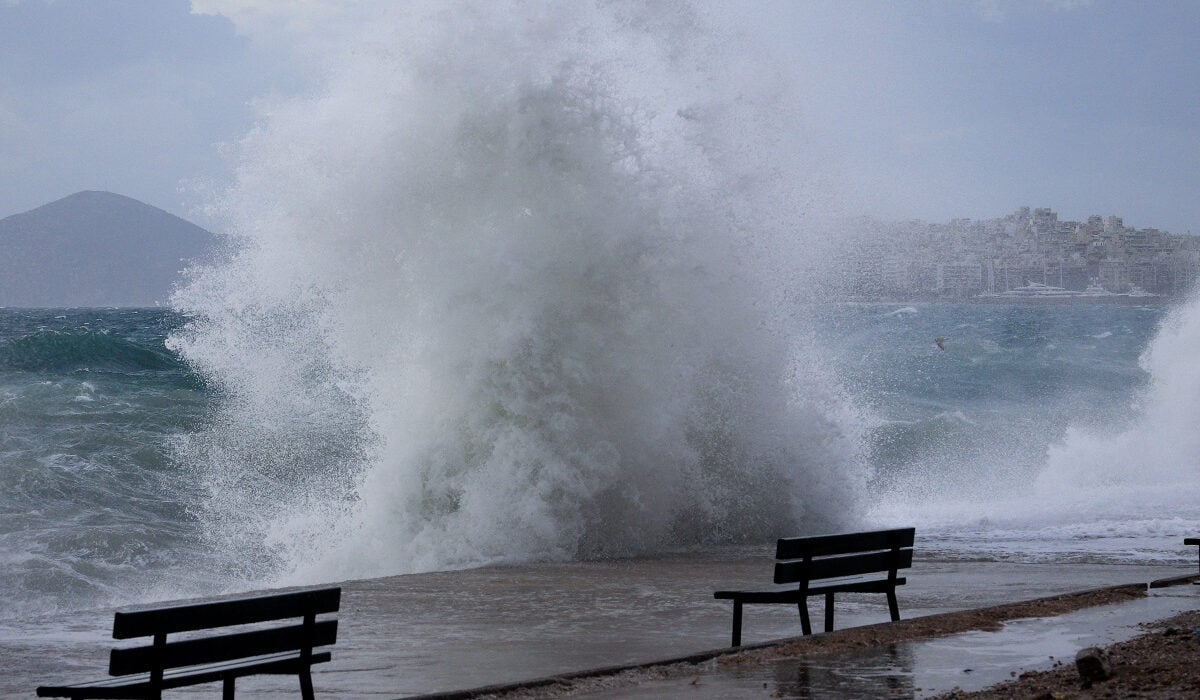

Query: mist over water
[169,1,867,586]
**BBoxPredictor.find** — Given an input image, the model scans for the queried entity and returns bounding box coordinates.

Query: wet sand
[3,551,1195,698]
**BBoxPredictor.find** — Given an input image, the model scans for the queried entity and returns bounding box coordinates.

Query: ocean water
[2,301,1197,622]
[0,308,214,619]
[823,302,1200,564]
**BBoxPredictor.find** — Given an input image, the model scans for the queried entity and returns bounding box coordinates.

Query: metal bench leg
[887,588,900,621]
[798,599,812,636]
[223,677,235,700]
[300,669,315,700]
[824,592,835,632]
[731,601,744,646]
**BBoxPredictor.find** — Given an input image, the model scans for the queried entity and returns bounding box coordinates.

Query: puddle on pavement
[570,587,1200,699]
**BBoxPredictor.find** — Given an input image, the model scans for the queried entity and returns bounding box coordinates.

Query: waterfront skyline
[831,204,1200,299]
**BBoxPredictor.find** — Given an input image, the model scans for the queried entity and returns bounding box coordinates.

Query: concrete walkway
[419,584,1200,699]
[3,550,1194,698]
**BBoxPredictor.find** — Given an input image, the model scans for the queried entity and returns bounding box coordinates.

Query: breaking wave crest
[169,2,869,586]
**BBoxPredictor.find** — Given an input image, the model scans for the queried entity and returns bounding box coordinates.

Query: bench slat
[775,528,914,559]
[39,651,332,698]
[108,620,337,676]
[774,548,913,584]
[112,587,340,639]
[714,576,907,603]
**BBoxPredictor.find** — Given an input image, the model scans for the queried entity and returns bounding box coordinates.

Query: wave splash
[1036,297,1200,515]
[169,2,868,585]
[868,298,1200,561]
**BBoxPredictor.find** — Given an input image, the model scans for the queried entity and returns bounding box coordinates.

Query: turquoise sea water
[0,309,215,618]
[1,302,1193,621]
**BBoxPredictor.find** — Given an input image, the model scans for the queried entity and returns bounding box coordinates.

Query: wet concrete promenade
[4,550,1196,698]
[459,584,1200,699]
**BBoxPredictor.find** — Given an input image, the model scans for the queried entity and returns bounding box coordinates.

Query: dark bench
[1187,538,1199,582]
[37,586,340,700]
[714,527,914,646]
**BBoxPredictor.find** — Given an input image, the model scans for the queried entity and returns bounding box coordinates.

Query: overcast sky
[1,0,1196,233]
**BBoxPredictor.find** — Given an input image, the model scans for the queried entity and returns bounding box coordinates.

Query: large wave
[168,2,869,586]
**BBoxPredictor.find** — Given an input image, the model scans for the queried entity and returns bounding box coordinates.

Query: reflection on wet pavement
[569,587,1200,699]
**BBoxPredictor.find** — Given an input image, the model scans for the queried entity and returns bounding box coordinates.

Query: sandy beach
[6,551,1199,699]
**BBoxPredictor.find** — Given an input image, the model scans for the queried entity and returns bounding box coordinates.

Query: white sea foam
[170,1,868,586]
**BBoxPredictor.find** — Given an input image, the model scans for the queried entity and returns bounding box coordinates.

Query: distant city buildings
[830,207,1200,300]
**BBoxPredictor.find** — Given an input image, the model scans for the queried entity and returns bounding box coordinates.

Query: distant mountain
[0,191,220,307]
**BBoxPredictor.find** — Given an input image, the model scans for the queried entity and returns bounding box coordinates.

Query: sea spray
[862,301,1199,562]
[169,1,869,585]
[1036,294,1200,513]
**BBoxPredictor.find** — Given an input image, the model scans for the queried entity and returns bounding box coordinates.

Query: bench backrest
[107,587,341,677]
[773,528,914,586]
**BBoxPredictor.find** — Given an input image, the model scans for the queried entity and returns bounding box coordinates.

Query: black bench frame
[37,586,341,700]
[714,527,914,646]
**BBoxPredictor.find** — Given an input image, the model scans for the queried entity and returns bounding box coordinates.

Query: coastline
[967,295,1173,306]
[831,295,1176,306]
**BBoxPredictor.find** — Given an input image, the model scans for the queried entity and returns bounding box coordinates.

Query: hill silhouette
[0,191,220,307]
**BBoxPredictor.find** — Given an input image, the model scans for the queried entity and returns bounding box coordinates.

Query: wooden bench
[1187,538,1200,582]
[36,586,340,700]
[714,527,914,646]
